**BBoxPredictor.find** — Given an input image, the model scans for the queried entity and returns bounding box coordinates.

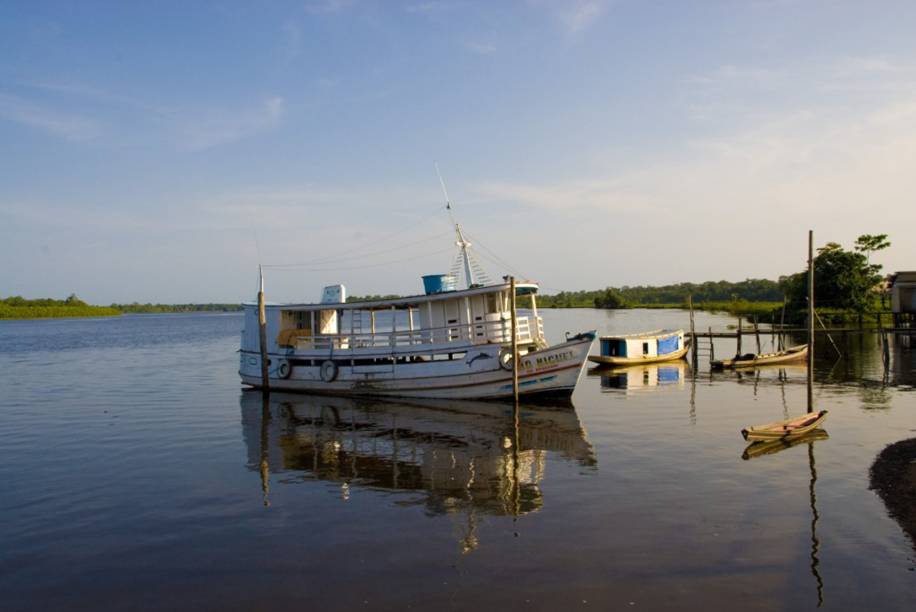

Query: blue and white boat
[588,329,688,366]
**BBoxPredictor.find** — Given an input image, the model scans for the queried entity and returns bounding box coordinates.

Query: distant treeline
[112,303,243,313]
[1,294,243,320]
[347,294,403,303]
[538,279,784,309]
[1,295,121,319]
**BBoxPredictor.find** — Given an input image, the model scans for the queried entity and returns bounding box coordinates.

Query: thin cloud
[464,40,496,55]
[470,177,657,213]
[305,0,354,14]
[281,21,304,60]
[405,2,461,14]
[18,76,170,116]
[560,1,608,34]
[180,97,285,151]
[0,92,100,140]
[526,0,612,36]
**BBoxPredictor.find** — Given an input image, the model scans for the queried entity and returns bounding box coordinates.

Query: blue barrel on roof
[422,274,457,295]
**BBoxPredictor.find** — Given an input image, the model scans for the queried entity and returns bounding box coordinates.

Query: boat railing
[284,315,542,352]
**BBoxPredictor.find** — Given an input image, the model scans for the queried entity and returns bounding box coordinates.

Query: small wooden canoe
[712,344,808,370]
[741,410,828,442]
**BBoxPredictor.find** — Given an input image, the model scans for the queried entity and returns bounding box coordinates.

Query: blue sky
[2,1,915,303]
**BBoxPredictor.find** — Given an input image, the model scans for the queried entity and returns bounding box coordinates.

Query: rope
[262,247,455,273]
[262,230,452,268]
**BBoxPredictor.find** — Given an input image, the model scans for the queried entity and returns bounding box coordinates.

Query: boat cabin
[599,329,683,359]
[241,278,546,360]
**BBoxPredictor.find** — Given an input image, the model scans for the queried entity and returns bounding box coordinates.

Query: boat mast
[437,163,479,288]
[454,223,475,288]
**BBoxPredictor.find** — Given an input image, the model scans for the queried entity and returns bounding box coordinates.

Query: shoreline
[869,438,916,557]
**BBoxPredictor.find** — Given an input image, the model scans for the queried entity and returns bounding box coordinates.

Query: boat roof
[598,328,683,340]
[244,281,539,312]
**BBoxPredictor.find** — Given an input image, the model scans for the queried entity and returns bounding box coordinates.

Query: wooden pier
[687,327,915,339]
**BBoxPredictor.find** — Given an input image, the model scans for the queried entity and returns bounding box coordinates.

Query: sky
[1,0,915,304]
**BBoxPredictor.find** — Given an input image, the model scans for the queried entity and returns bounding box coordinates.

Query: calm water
[1,309,914,611]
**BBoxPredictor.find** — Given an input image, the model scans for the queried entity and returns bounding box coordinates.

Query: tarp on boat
[657,334,679,355]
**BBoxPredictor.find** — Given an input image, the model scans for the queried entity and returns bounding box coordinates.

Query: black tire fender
[498,348,515,371]
[320,360,338,382]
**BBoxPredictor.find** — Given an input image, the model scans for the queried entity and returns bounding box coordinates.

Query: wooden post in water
[688,295,697,369]
[807,230,815,412]
[780,297,787,351]
[258,265,270,393]
[754,315,761,354]
[736,316,743,357]
[708,326,715,363]
[510,276,519,403]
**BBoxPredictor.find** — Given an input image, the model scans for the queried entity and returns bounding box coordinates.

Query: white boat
[587,329,688,366]
[239,225,595,400]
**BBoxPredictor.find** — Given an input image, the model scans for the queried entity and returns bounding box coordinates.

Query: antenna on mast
[435,164,479,288]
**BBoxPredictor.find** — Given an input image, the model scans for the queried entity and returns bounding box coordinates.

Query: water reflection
[741,428,828,607]
[891,333,916,388]
[240,391,595,550]
[808,441,824,607]
[589,361,689,393]
[741,429,829,460]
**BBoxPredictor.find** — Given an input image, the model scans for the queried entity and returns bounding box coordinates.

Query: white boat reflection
[589,361,689,394]
[240,391,595,551]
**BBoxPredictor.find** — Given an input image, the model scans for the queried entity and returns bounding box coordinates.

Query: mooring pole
[780,296,787,351]
[736,316,743,357]
[688,295,697,369]
[754,315,761,354]
[510,276,519,403]
[807,230,814,412]
[258,265,270,393]
[708,326,715,363]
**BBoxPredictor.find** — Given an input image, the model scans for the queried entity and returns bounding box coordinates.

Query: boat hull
[240,332,596,400]
[588,344,689,366]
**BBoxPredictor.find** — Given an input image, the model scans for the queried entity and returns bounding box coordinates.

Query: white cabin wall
[243,306,284,352]
[626,338,658,358]
[242,306,259,351]
[266,309,283,351]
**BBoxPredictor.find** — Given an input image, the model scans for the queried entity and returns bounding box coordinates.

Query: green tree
[64,293,87,306]
[854,233,891,264]
[594,287,628,309]
[782,236,885,315]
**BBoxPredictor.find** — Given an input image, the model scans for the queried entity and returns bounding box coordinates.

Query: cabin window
[642,342,649,355]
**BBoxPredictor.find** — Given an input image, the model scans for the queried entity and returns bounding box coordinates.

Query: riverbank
[0,304,122,320]
[869,438,916,554]
[1,296,242,320]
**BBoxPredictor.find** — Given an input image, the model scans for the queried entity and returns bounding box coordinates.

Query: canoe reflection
[589,361,688,393]
[240,391,595,524]
[742,429,829,460]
